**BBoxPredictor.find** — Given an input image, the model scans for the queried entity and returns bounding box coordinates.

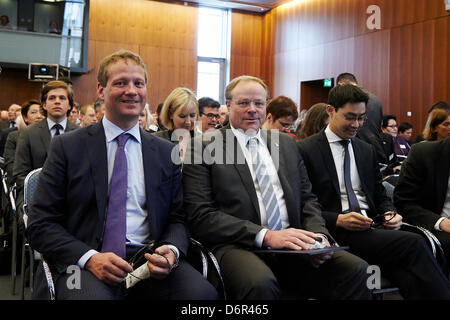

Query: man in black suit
[13,80,79,200]
[26,50,217,300]
[394,138,450,261]
[298,84,450,299]
[0,103,21,130]
[183,75,370,300]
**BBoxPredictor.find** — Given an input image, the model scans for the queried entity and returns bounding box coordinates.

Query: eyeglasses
[202,113,220,120]
[371,211,397,228]
[232,100,267,109]
[128,241,156,268]
[387,124,398,128]
[278,120,295,130]
[343,114,367,123]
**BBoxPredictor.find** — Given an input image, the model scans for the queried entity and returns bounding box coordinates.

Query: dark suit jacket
[13,119,79,191]
[3,129,20,184]
[26,121,187,273]
[0,120,14,131]
[356,91,387,164]
[0,126,17,157]
[394,138,450,230]
[298,130,394,233]
[182,127,332,253]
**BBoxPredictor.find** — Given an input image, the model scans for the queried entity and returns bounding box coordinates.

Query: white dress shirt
[324,126,370,216]
[231,126,289,247]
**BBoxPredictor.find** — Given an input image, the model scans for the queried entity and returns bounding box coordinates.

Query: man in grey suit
[183,75,370,300]
[13,80,79,204]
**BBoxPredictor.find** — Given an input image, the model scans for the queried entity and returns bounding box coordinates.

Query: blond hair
[225,75,269,102]
[160,88,198,130]
[97,49,148,87]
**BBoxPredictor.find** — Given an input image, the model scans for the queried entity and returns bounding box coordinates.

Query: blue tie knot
[338,139,350,148]
[247,137,258,149]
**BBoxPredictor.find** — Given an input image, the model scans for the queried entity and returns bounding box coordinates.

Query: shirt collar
[231,124,263,148]
[325,125,349,144]
[102,116,141,144]
[47,117,67,131]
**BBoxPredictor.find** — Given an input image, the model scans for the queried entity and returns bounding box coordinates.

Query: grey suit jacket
[182,127,332,254]
[13,119,79,193]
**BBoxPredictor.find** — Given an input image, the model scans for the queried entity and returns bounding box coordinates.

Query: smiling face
[327,102,366,139]
[227,80,267,133]
[97,59,147,130]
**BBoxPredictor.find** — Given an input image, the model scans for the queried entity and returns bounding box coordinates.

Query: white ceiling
[173,0,287,13]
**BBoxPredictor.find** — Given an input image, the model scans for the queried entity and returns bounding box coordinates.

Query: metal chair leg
[10,214,17,295]
[29,248,34,296]
[20,238,27,300]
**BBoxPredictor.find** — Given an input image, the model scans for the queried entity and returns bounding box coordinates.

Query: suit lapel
[223,128,261,219]
[86,123,109,228]
[39,119,51,152]
[141,129,159,237]
[317,130,340,195]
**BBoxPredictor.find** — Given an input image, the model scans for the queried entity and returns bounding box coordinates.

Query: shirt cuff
[77,249,98,269]
[166,244,179,259]
[255,228,269,248]
[435,217,446,231]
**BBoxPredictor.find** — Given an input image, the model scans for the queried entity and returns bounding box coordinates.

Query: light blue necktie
[247,137,282,230]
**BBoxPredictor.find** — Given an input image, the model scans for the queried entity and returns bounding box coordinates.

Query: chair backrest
[23,168,42,228]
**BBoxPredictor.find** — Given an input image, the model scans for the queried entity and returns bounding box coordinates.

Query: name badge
[400,144,406,149]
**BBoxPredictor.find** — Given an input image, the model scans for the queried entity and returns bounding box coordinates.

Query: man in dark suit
[298,84,450,299]
[0,103,21,131]
[394,138,450,261]
[13,81,79,199]
[183,75,370,300]
[336,73,388,165]
[26,50,217,300]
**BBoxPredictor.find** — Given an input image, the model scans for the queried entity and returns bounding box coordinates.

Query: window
[197,7,230,104]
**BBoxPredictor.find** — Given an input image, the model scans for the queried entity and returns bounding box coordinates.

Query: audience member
[148,103,164,132]
[153,88,199,162]
[1,110,8,121]
[26,49,217,300]
[394,138,450,265]
[296,103,329,140]
[261,95,298,138]
[0,15,12,29]
[0,104,21,130]
[198,97,220,132]
[13,80,79,206]
[398,122,413,144]
[68,103,80,124]
[415,101,450,143]
[298,84,450,299]
[94,98,105,122]
[218,105,228,126]
[183,75,371,300]
[336,73,387,164]
[79,104,97,127]
[3,99,44,184]
[423,108,450,141]
[382,115,410,158]
[138,104,150,131]
[46,20,60,34]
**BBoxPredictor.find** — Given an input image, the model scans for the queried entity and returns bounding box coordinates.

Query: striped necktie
[247,137,282,230]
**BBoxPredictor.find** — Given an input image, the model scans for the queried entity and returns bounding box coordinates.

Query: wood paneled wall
[0,0,198,112]
[264,0,450,138]
[74,0,198,111]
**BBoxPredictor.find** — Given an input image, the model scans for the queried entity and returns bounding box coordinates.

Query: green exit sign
[324,78,333,87]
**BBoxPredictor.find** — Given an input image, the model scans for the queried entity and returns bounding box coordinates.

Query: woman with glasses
[382,114,411,158]
[152,87,199,163]
[261,95,298,138]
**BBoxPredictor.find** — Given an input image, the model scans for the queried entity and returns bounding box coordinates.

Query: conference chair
[21,168,55,300]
